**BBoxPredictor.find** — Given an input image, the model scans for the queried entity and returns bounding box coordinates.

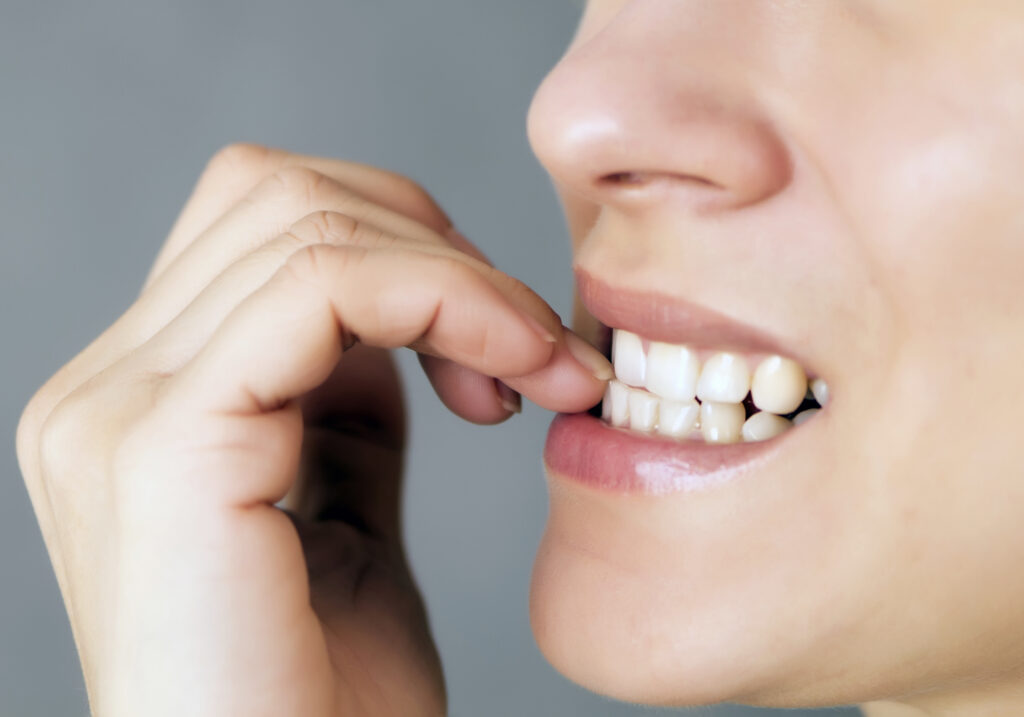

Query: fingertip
[503,347,608,414]
[495,379,522,415]
[496,327,614,414]
[562,327,614,381]
[418,355,519,426]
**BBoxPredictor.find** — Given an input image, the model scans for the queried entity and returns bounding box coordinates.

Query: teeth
[741,412,792,442]
[627,388,659,432]
[645,342,700,401]
[612,329,646,387]
[656,399,700,438]
[603,330,826,444]
[696,352,751,404]
[810,378,830,407]
[607,380,631,428]
[700,402,745,444]
[792,408,820,426]
[751,356,807,415]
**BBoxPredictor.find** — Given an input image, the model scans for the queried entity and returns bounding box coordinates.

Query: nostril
[595,170,734,211]
[599,171,722,190]
[602,171,648,186]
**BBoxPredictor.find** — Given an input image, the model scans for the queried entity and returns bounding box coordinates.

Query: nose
[527,4,792,214]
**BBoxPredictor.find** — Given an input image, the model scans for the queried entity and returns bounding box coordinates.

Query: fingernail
[520,313,558,344]
[495,379,522,414]
[563,329,614,381]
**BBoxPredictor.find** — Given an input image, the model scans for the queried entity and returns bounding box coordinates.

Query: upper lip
[575,267,813,367]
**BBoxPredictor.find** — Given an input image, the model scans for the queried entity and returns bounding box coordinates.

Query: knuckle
[282,242,336,286]
[33,374,157,492]
[291,210,360,246]
[265,165,332,205]
[282,241,367,290]
[16,386,54,479]
[36,387,99,484]
[202,142,276,185]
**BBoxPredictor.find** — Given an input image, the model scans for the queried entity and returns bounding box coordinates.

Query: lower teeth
[600,379,823,444]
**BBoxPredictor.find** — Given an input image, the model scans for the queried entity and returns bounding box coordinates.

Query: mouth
[544,270,829,495]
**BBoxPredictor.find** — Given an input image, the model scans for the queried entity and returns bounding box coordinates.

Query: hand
[16,144,610,716]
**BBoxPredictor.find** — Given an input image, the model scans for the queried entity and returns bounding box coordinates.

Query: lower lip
[544,413,785,495]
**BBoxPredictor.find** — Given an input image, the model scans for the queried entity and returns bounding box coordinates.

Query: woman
[16,2,1024,715]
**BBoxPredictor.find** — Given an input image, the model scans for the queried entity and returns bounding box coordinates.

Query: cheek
[845,87,1024,498]
[820,72,1024,686]
[841,69,1024,365]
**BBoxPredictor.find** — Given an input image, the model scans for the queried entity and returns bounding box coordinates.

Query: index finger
[159,243,561,506]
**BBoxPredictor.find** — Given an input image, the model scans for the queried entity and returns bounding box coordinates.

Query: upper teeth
[605,329,826,443]
[750,355,807,414]
[696,352,751,403]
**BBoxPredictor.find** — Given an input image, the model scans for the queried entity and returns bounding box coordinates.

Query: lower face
[535,269,1024,710]
[527,2,1024,710]
[534,310,886,707]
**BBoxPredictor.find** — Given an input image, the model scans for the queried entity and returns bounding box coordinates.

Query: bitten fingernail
[564,329,614,381]
[520,312,558,343]
[495,379,522,414]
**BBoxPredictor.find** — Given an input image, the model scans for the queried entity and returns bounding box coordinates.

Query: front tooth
[793,408,820,426]
[742,412,792,442]
[656,399,700,438]
[645,342,700,401]
[699,402,745,444]
[811,378,830,407]
[607,379,631,427]
[628,389,659,432]
[751,356,807,415]
[612,329,646,387]
[696,352,751,404]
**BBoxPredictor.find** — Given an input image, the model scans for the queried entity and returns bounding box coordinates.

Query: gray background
[0,2,861,715]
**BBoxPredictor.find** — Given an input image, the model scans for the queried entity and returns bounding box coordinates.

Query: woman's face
[527,1,1024,712]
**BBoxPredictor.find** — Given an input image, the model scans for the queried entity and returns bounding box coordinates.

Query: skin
[14,1,1024,716]
[528,2,1024,716]
[16,145,610,716]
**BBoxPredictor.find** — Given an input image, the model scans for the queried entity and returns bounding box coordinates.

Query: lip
[576,267,809,362]
[545,412,794,495]
[546,269,818,495]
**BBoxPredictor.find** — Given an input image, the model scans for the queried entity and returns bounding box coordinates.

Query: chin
[529,517,764,707]
[529,455,876,710]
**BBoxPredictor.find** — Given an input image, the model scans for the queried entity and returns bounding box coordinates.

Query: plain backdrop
[1,2,862,715]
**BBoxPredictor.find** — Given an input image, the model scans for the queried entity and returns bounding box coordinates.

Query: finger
[131,212,558,374]
[503,328,611,413]
[50,173,472,422]
[32,148,461,438]
[38,154,481,435]
[137,168,454,346]
[412,228,517,424]
[418,354,520,425]
[159,242,559,506]
[418,328,609,419]
[147,144,452,288]
[140,210,608,419]
[135,207,608,422]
